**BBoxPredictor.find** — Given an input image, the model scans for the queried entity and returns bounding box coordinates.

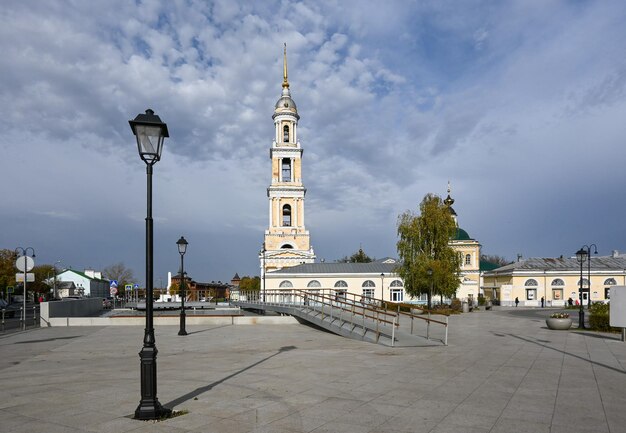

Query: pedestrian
[568,297,573,306]
[541,296,544,308]
[515,297,519,307]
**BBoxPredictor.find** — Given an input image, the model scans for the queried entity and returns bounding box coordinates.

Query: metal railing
[1,306,40,333]
[237,289,448,345]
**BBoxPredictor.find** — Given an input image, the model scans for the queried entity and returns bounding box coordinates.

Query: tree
[480,254,511,268]
[396,193,461,309]
[0,249,17,296]
[31,264,55,298]
[338,248,373,263]
[102,262,135,296]
[239,276,260,291]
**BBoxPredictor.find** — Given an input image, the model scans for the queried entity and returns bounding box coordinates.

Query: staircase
[232,289,448,347]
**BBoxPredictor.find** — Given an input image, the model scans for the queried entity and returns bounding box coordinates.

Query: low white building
[55,269,110,299]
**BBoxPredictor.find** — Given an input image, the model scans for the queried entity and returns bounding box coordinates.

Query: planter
[546,317,572,330]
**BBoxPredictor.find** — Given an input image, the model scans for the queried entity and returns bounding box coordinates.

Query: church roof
[451,227,472,241]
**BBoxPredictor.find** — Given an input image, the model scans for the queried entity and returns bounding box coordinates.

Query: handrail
[235,287,449,345]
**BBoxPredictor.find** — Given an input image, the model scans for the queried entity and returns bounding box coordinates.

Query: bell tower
[261,44,316,272]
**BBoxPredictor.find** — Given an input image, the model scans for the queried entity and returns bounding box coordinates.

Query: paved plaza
[0,308,625,433]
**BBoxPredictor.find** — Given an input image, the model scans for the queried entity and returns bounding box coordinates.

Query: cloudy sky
[1,1,625,286]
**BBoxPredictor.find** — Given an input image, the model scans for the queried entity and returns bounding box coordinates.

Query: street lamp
[581,244,598,309]
[426,268,433,310]
[14,247,35,330]
[129,108,171,420]
[261,243,266,303]
[176,236,188,336]
[575,248,588,329]
[380,273,385,302]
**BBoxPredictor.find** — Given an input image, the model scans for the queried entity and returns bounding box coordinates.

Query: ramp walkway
[232,289,448,347]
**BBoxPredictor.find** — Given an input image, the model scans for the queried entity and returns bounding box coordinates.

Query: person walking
[515,297,519,307]
[541,296,544,308]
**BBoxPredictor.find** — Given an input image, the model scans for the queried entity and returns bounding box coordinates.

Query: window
[604,278,617,286]
[279,280,293,288]
[283,125,289,142]
[281,244,294,249]
[526,289,536,300]
[281,158,291,182]
[525,279,538,287]
[390,280,403,288]
[362,280,375,287]
[334,280,348,288]
[465,254,471,265]
[552,289,563,300]
[362,288,374,300]
[282,204,291,226]
[577,278,590,287]
[390,289,404,302]
[307,280,321,288]
[551,279,565,286]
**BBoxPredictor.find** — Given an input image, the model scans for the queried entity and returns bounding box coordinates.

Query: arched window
[281,244,294,249]
[390,280,403,287]
[525,279,538,287]
[334,280,348,288]
[578,278,590,286]
[282,204,291,226]
[551,278,565,286]
[279,280,293,288]
[525,279,538,301]
[281,158,291,182]
[283,124,289,142]
[307,280,321,288]
[465,254,471,265]
[604,278,617,285]
[362,280,375,287]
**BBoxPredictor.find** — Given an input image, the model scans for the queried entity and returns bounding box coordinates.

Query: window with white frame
[307,280,321,288]
[465,254,471,265]
[282,204,292,227]
[279,280,293,288]
[390,280,403,302]
[525,279,537,301]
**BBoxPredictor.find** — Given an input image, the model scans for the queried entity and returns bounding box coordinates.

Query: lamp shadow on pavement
[163,345,297,409]
[13,336,81,345]
[504,333,626,375]
[184,325,231,336]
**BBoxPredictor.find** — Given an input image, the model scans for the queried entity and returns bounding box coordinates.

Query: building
[169,273,231,302]
[482,251,626,306]
[55,269,110,299]
[260,44,315,277]
[259,47,482,304]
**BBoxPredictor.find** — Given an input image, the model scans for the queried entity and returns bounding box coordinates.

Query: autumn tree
[239,276,260,291]
[0,249,17,297]
[396,193,461,309]
[102,262,135,297]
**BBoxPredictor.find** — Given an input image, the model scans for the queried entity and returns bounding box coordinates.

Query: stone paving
[0,308,625,433]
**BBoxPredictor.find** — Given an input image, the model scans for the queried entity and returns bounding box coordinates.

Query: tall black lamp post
[177,236,188,336]
[575,248,588,329]
[426,267,433,310]
[130,109,171,420]
[581,244,598,309]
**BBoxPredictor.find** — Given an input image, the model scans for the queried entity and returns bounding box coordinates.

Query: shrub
[589,302,619,332]
[477,294,486,306]
[450,298,462,312]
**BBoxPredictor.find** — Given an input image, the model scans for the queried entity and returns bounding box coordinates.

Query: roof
[483,256,626,274]
[59,269,109,282]
[269,261,399,275]
[452,227,472,241]
[479,261,501,272]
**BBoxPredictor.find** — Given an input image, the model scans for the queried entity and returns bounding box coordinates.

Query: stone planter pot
[546,317,572,330]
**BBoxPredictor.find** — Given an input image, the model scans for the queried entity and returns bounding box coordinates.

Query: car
[102,298,112,309]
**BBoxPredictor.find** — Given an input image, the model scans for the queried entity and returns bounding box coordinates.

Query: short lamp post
[380,273,385,301]
[575,248,588,329]
[129,108,171,420]
[426,268,433,310]
[177,236,188,336]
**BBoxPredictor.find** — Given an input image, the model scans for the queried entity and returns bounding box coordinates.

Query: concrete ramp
[233,289,448,347]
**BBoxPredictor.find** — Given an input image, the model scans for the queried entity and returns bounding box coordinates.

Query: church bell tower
[261,45,316,272]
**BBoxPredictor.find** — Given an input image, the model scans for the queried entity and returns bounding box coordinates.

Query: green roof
[479,261,501,272]
[452,227,471,240]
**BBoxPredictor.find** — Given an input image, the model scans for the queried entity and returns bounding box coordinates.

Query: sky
[1,0,626,286]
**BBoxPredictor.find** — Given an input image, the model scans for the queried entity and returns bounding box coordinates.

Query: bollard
[427,312,431,340]
[33,306,37,326]
[20,307,24,330]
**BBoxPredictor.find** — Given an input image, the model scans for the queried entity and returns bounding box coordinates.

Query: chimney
[517,254,523,262]
[612,250,619,258]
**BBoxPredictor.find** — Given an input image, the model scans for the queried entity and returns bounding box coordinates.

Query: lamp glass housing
[129,109,169,165]
[177,236,188,256]
[576,248,588,264]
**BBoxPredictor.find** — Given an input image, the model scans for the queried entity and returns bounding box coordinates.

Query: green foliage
[450,298,462,312]
[480,254,511,267]
[589,302,619,332]
[396,194,461,308]
[239,276,260,291]
[0,249,18,295]
[477,294,486,306]
[338,248,373,263]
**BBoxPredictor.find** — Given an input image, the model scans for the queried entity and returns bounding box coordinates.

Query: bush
[477,294,486,306]
[588,302,619,332]
[450,298,462,312]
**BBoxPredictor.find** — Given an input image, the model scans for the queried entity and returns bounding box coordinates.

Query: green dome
[452,227,471,240]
